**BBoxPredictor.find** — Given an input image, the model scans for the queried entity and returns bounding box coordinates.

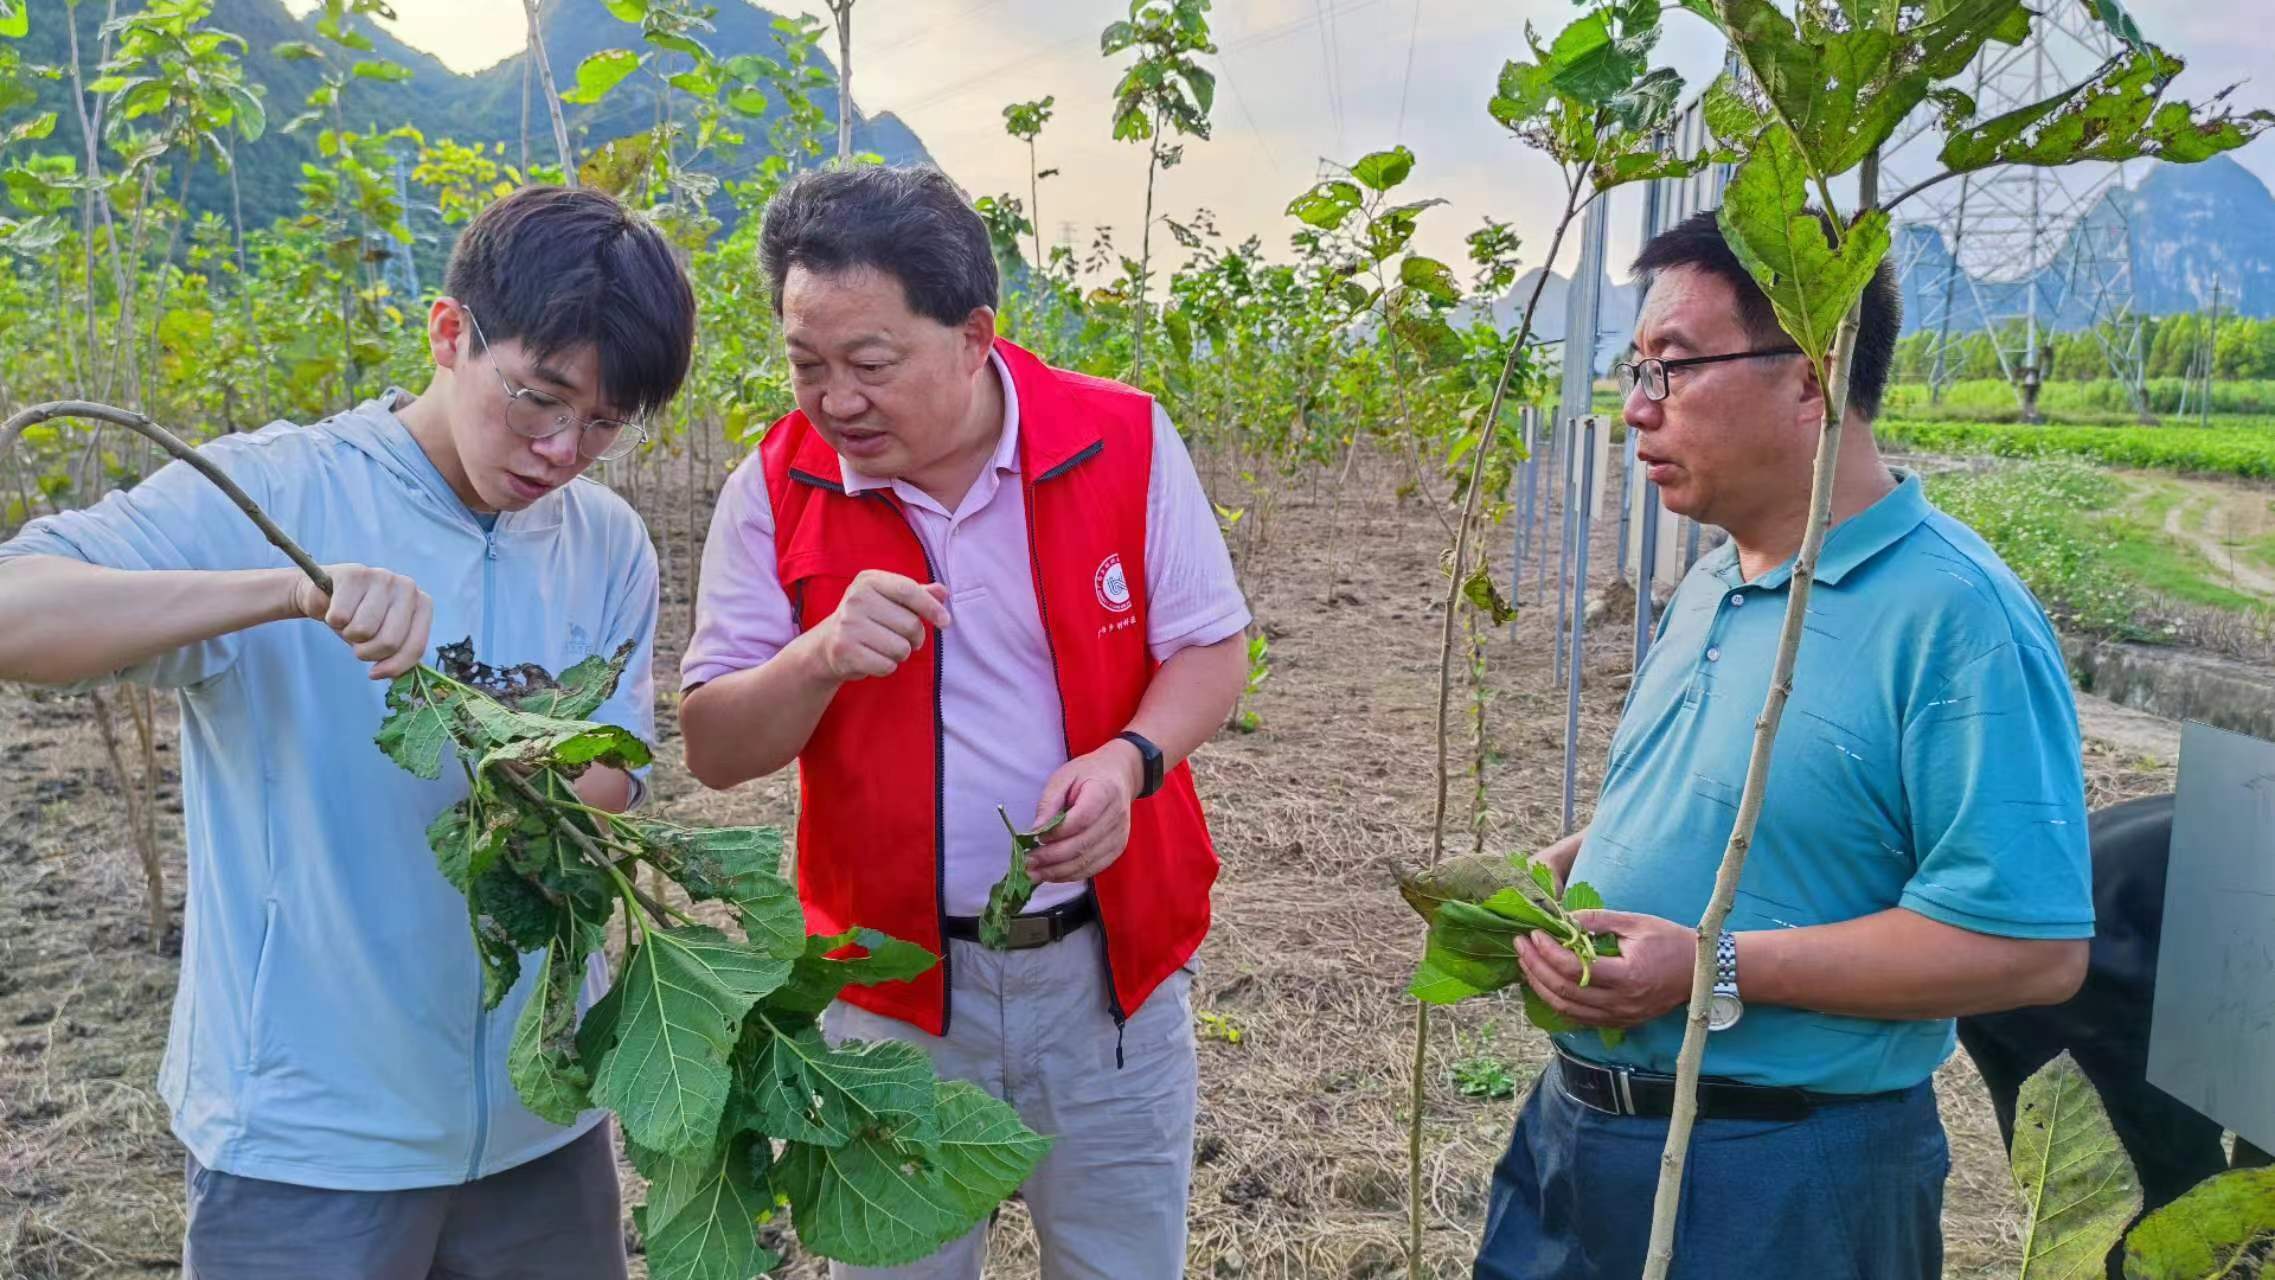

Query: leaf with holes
[776,1081,1051,1267]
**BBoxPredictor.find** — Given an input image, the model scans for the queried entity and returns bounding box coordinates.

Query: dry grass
[0,448,2190,1279]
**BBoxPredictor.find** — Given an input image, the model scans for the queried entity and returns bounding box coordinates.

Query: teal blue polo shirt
[1560,470,2094,1095]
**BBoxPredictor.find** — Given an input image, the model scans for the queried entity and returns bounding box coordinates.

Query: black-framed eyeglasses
[1615,346,1804,403]
[461,305,648,462]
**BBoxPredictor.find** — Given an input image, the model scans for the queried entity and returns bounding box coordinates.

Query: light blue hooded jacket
[0,392,656,1190]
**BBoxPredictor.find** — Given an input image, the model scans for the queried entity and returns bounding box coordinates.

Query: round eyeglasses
[462,305,648,462]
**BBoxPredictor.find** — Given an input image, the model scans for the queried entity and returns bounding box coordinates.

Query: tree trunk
[224,140,273,427]
[1028,139,1043,271]
[523,0,578,182]
[831,0,855,165]
[1132,105,1162,384]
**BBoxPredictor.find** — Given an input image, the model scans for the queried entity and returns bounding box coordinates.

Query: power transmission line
[1395,0,1422,137]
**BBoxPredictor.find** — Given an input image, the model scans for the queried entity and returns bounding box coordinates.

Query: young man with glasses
[1472,210,2093,1279]
[0,185,695,1279]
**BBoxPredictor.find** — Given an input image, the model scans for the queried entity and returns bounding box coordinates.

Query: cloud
[317,0,2275,293]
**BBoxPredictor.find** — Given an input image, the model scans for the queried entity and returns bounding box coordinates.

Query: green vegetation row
[1880,416,2275,480]
[1883,377,2275,420]
[1891,312,2275,384]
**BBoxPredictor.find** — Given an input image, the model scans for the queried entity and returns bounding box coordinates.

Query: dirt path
[2151,474,2275,600]
[0,449,2184,1280]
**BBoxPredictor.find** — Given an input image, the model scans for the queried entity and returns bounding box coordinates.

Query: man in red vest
[679,165,1250,1277]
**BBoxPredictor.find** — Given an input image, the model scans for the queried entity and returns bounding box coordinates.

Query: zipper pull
[1113,1017,1127,1071]
[484,533,498,560]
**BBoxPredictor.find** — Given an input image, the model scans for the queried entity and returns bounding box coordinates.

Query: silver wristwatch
[1707,930,1743,1031]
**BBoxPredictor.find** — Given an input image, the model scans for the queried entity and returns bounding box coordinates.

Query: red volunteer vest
[759,338,1219,1035]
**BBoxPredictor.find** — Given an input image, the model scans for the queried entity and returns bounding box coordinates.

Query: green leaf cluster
[1401,852,1624,1049]
[373,643,1050,1277]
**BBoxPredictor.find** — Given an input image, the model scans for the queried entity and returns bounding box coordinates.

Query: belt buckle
[1613,1066,1638,1116]
[1007,913,1055,950]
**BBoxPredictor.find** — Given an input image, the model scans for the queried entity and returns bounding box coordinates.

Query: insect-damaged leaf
[766,928,940,1019]
[977,807,1068,950]
[428,797,507,893]
[585,926,791,1156]
[633,822,804,963]
[1397,852,1532,924]
[1400,255,1461,305]
[364,633,1047,1271]
[776,1080,1050,1268]
[2010,1052,2142,1280]
[1717,0,2027,175]
[435,637,634,719]
[636,1131,782,1280]
[2119,1165,2275,1279]
[374,668,459,779]
[1717,125,1892,364]
[508,937,593,1126]
[1938,46,2273,171]
[735,1015,938,1147]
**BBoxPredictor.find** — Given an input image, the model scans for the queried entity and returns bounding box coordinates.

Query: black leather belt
[1553,1047,1903,1122]
[942,894,1097,950]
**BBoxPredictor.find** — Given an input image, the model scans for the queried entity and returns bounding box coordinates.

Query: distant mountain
[1471,267,1641,373]
[1895,154,2275,334]
[11,0,937,240]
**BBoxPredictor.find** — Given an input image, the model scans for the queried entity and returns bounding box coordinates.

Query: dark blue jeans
[1476,1060,1949,1280]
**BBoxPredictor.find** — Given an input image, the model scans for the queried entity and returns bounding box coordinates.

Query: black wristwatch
[1117,730,1164,799]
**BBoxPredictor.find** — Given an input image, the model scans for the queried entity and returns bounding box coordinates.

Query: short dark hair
[759,165,999,325]
[1630,209,1901,420]
[443,186,696,421]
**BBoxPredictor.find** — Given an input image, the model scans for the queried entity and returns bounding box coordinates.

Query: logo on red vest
[1094,554,1133,614]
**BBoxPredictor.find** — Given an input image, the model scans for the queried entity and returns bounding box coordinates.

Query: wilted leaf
[1396,852,1530,924]
[1462,565,1517,624]
[508,938,593,1125]
[977,808,1067,950]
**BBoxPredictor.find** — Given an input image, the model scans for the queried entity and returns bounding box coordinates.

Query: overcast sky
[295,0,2275,285]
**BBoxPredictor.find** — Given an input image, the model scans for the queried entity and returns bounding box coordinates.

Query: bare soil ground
[0,449,2183,1279]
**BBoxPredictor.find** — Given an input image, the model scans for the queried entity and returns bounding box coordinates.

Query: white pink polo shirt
[682,350,1250,915]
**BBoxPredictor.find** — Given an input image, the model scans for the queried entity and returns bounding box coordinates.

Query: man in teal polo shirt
[1473,210,2093,1280]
